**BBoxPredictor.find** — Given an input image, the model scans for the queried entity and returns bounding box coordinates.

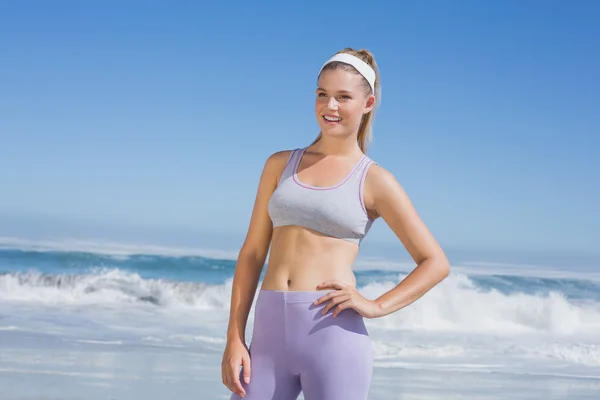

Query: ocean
[1,237,599,399]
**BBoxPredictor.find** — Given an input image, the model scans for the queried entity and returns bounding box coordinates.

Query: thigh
[299,310,373,400]
[229,346,301,400]
[231,291,302,400]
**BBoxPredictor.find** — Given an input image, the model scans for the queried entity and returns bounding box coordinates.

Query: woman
[222,48,450,400]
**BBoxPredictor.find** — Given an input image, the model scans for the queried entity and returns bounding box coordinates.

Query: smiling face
[315,68,375,140]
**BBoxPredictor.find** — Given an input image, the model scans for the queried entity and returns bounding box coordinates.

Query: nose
[326,96,339,110]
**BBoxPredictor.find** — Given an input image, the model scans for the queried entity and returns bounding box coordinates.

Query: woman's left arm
[315,164,450,318]
[366,164,450,317]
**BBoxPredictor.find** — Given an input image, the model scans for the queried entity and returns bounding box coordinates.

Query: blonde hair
[311,47,381,153]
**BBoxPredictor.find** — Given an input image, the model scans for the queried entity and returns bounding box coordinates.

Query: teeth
[324,116,341,122]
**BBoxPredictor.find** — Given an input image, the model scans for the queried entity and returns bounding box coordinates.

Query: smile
[323,115,342,122]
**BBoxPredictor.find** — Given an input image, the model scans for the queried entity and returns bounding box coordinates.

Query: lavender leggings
[230,290,373,400]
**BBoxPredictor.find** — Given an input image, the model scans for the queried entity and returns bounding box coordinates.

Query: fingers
[222,357,246,397]
[321,294,350,315]
[313,289,346,305]
[332,300,351,318]
[317,280,346,290]
[230,358,246,397]
[242,352,251,385]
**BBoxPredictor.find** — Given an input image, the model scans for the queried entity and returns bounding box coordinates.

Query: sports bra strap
[278,148,301,184]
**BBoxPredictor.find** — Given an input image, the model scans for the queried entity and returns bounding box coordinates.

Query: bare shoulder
[266,150,293,167]
[266,149,293,163]
[363,163,409,217]
[364,162,445,264]
[262,149,293,181]
[365,163,402,193]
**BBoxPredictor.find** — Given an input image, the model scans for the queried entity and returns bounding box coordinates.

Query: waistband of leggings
[258,289,336,303]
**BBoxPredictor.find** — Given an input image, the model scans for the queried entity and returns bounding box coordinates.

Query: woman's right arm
[222,150,289,397]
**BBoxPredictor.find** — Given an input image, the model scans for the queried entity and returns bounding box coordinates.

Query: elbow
[238,246,268,270]
[440,258,451,280]
[433,253,451,281]
[441,262,450,280]
[417,252,450,284]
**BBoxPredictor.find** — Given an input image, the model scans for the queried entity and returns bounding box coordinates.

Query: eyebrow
[316,87,354,94]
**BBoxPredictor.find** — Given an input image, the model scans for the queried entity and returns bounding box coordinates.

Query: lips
[323,115,342,122]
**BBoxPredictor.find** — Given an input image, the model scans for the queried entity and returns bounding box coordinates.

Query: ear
[363,94,376,114]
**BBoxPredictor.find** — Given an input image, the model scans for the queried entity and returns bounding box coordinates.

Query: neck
[311,135,362,157]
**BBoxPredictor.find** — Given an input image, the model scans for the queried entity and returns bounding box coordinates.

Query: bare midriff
[261,226,359,291]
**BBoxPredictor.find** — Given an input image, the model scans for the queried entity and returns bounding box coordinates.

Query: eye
[317,92,327,98]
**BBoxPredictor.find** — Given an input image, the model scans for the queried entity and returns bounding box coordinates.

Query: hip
[251,289,371,344]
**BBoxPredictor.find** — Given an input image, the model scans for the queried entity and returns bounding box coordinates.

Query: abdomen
[262,226,359,291]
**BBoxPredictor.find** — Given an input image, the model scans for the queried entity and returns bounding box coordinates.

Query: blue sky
[0,1,598,257]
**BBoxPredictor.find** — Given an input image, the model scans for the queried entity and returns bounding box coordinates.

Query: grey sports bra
[267,147,376,245]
